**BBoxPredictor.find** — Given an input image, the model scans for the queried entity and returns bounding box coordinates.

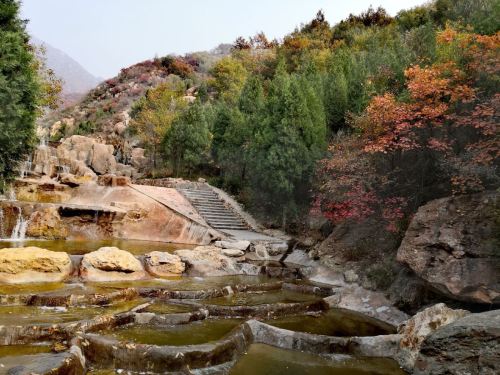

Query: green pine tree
[163,102,212,177]
[0,0,39,189]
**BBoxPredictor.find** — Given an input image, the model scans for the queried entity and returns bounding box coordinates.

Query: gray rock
[397,191,499,304]
[221,249,245,257]
[414,309,500,375]
[214,240,250,251]
[344,270,359,283]
[144,251,185,276]
[398,303,469,372]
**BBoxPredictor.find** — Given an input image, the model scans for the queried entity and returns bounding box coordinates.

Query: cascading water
[10,209,28,241]
[7,188,16,201]
[19,156,33,178]
[0,208,4,238]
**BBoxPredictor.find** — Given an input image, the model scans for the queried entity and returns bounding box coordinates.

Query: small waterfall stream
[10,210,28,241]
[0,208,4,238]
[19,155,33,178]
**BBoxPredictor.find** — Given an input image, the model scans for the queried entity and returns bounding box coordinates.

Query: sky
[21,0,427,79]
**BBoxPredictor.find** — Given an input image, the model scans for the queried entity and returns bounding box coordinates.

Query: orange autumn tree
[316,27,499,232]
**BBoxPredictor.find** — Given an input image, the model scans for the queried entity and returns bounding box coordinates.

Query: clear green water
[142,301,194,314]
[229,344,405,375]
[107,318,243,346]
[265,308,395,336]
[0,282,68,295]
[0,299,145,326]
[204,290,320,306]
[89,275,273,291]
[0,239,193,255]
[0,345,51,358]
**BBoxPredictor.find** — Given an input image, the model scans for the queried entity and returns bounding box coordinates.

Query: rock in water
[144,251,185,276]
[397,303,469,371]
[221,249,245,258]
[0,247,72,283]
[214,240,250,251]
[80,247,146,281]
[414,309,500,375]
[397,191,499,304]
[174,246,240,277]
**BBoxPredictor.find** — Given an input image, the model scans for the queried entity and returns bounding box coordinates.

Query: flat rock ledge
[2,346,85,375]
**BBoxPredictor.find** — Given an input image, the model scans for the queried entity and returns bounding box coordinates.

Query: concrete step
[207,219,246,225]
[181,191,218,197]
[196,207,228,211]
[178,187,249,231]
[211,225,248,230]
[202,213,242,219]
[189,199,222,205]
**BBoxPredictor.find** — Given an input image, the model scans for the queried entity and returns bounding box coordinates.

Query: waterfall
[10,210,28,241]
[7,188,16,201]
[19,155,33,179]
[0,208,4,238]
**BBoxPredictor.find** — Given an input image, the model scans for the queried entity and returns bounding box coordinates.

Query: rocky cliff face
[397,191,499,305]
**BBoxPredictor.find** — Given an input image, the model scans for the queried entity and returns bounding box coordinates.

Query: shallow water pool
[265,308,395,336]
[106,318,243,346]
[229,344,405,375]
[0,239,193,255]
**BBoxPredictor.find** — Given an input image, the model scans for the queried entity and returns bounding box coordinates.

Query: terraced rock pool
[0,273,406,374]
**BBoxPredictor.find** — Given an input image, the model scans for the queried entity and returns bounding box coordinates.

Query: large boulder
[0,247,72,283]
[144,251,185,277]
[414,309,500,375]
[174,246,240,277]
[90,142,116,174]
[57,135,117,176]
[26,207,69,239]
[397,191,499,304]
[130,148,148,171]
[32,145,58,177]
[398,303,469,371]
[80,247,146,282]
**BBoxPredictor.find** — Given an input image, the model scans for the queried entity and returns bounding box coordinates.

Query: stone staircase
[178,187,248,231]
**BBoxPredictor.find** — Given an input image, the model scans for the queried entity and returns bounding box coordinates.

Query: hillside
[31,37,101,104]
[40,44,232,151]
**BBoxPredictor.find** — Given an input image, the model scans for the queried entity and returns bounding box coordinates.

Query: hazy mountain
[31,37,101,100]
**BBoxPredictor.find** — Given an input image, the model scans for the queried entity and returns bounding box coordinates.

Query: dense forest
[127,0,500,232]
